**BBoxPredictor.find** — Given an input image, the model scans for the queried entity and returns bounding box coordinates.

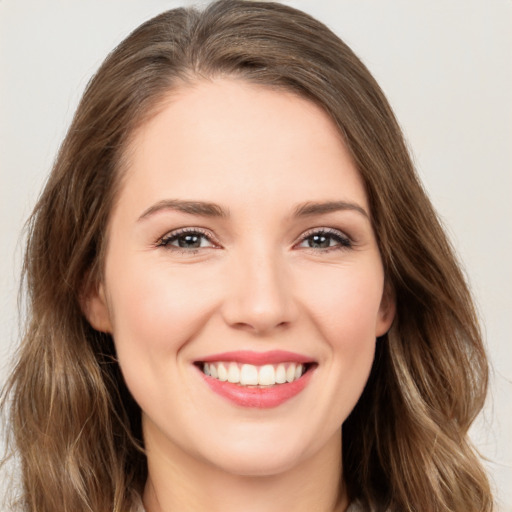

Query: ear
[80,282,112,333]
[375,283,395,337]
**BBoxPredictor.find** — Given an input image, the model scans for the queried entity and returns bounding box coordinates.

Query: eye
[296,228,352,251]
[156,228,217,251]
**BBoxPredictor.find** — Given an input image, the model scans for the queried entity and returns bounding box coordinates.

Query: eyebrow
[138,199,369,222]
[138,199,229,221]
[293,200,369,219]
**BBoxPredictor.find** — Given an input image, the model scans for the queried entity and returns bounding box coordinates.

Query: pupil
[309,234,330,248]
[179,234,201,248]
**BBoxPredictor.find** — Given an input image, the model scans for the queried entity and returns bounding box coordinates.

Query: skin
[85,79,395,512]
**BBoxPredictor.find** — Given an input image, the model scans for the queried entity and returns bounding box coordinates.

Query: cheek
[107,260,214,348]
[103,258,222,424]
[253,261,381,446]
[104,257,223,402]
[297,261,384,343]
[296,262,383,401]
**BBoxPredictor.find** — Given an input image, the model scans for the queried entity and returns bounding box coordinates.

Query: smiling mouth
[195,361,315,387]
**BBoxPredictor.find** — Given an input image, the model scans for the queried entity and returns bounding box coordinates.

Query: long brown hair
[1,1,492,510]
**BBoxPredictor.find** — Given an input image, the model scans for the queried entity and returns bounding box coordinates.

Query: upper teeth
[202,362,305,386]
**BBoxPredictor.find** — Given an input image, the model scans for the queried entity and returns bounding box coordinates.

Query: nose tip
[221,255,296,335]
[228,298,290,334]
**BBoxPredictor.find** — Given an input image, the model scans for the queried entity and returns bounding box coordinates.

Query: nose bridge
[222,242,295,333]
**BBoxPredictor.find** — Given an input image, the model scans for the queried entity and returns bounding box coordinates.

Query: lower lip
[198,367,314,408]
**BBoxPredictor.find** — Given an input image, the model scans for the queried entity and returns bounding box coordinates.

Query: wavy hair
[1,1,492,510]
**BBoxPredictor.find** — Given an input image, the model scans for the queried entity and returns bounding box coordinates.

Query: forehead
[117,78,367,215]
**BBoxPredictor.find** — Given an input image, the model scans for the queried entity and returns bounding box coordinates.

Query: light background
[1,0,511,509]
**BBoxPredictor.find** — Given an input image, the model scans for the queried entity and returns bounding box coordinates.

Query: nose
[221,248,297,335]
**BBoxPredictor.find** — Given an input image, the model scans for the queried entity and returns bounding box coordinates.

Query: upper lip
[196,350,315,365]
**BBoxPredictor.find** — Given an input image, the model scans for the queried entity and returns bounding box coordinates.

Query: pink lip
[198,369,314,408]
[194,350,316,409]
[198,350,314,365]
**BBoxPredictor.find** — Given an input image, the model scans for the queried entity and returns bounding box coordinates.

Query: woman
[1,1,493,511]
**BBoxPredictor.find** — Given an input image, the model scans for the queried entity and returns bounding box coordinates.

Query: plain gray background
[1,0,511,509]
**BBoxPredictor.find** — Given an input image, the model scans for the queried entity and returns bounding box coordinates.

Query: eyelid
[294,227,353,249]
[155,226,353,251]
[156,227,221,249]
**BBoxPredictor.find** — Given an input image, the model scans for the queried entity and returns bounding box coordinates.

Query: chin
[196,428,318,478]
[208,448,306,478]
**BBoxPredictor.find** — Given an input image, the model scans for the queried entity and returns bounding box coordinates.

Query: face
[86,79,394,477]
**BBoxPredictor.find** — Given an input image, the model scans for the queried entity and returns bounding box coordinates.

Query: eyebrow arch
[138,199,368,222]
[138,199,229,221]
[293,200,369,219]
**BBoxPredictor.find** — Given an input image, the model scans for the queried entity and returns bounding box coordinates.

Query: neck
[142,422,348,512]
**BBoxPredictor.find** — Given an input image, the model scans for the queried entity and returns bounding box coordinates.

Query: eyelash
[156,227,218,254]
[156,227,353,254]
[296,228,353,252]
